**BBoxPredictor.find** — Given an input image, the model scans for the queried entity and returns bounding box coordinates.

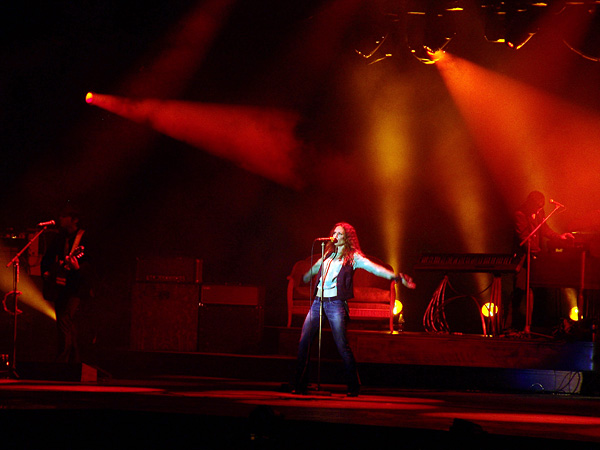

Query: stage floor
[2,328,600,448]
[1,375,600,448]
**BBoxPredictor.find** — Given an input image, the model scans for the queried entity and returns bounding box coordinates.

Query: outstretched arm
[302,259,322,284]
[354,254,416,289]
[394,273,416,289]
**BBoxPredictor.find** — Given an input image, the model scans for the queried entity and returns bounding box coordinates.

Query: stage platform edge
[66,327,600,396]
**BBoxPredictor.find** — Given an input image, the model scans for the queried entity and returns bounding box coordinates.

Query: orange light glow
[85,92,93,104]
[0,248,55,320]
[393,300,403,315]
[435,54,546,199]
[18,0,236,205]
[570,306,579,322]
[86,93,303,189]
[427,49,446,63]
[429,120,489,254]
[410,48,447,65]
[348,66,416,274]
[435,52,600,215]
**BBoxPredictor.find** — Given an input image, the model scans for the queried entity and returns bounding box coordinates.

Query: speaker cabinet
[198,285,265,353]
[131,282,199,351]
[135,256,202,284]
[201,284,264,306]
[197,304,264,353]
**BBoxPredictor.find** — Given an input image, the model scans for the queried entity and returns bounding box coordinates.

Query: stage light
[408,45,447,64]
[355,34,393,65]
[2,291,22,315]
[445,0,464,12]
[562,3,600,61]
[0,239,56,320]
[85,92,94,104]
[570,306,580,321]
[506,11,539,49]
[405,0,461,64]
[394,299,403,315]
[481,1,548,49]
[483,9,507,43]
[482,302,498,317]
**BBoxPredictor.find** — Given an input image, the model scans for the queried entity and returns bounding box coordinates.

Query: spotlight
[481,1,548,49]
[570,306,580,321]
[506,8,539,49]
[409,47,447,64]
[393,299,403,315]
[85,92,94,104]
[482,5,507,43]
[563,3,600,61]
[445,0,465,12]
[481,302,498,317]
[2,291,22,315]
[405,0,461,64]
[355,34,394,65]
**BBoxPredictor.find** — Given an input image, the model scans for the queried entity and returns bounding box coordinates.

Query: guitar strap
[57,229,85,287]
[67,229,85,255]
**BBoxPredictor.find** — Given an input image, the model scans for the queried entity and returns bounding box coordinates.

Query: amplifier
[135,256,202,284]
[198,303,264,353]
[130,282,200,352]
[201,284,264,306]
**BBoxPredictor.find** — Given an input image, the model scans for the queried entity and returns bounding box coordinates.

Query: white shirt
[304,253,395,297]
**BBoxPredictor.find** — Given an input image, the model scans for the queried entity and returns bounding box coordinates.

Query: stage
[2,327,600,448]
[2,376,600,449]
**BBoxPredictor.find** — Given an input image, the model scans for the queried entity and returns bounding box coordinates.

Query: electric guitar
[42,246,85,302]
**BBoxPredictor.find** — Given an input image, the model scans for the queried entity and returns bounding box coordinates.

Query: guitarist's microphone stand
[5,225,49,379]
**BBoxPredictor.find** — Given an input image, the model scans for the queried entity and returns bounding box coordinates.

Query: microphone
[550,199,565,208]
[315,237,337,243]
[37,220,56,227]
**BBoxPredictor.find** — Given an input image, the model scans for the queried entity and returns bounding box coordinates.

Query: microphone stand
[519,204,563,336]
[316,241,327,393]
[305,240,331,396]
[5,226,48,378]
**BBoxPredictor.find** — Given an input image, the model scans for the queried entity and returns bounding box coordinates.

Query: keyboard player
[511,191,574,332]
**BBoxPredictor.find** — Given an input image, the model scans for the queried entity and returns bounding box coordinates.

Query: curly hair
[325,222,363,265]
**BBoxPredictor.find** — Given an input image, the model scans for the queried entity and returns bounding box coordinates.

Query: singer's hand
[394,273,416,289]
[560,232,575,240]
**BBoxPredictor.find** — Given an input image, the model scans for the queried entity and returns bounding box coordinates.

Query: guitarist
[41,205,92,364]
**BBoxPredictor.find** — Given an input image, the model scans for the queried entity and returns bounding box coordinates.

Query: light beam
[0,242,55,320]
[86,93,303,189]
[436,52,600,214]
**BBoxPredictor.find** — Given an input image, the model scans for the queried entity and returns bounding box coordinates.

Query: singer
[41,204,93,363]
[294,222,415,397]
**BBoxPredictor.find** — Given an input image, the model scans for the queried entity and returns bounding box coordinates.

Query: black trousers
[54,295,81,363]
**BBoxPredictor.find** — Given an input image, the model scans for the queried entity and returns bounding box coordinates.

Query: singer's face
[333,226,346,247]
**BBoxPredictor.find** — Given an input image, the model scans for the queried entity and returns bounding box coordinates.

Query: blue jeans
[295,297,360,391]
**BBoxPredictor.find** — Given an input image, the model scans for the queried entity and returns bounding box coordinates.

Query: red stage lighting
[85,93,303,189]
